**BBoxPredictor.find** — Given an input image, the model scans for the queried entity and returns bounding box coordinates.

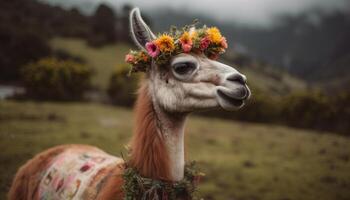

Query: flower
[179,32,193,53]
[145,42,159,58]
[155,34,175,52]
[138,51,150,62]
[125,25,230,74]
[125,54,134,63]
[200,37,210,50]
[220,37,228,49]
[190,30,198,39]
[182,44,192,53]
[206,27,222,44]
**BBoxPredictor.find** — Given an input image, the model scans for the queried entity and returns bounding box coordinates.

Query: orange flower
[155,34,175,52]
[140,52,149,62]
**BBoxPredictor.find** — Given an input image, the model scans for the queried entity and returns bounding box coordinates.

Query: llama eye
[172,62,196,75]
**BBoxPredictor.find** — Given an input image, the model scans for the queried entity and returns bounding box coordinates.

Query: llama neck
[154,102,186,181]
[129,83,186,181]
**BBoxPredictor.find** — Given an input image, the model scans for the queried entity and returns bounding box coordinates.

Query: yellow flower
[180,32,192,44]
[190,31,198,40]
[206,27,222,44]
[155,34,175,52]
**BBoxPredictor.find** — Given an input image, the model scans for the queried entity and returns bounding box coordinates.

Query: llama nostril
[227,74,246,85]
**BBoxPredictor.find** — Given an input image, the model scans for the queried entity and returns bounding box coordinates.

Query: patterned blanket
[38,149,123,200]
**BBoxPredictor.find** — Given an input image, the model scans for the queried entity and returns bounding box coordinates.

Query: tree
[88,4,117,46]
[0,27,51,81]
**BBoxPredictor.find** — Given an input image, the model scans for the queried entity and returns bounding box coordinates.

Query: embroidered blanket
[38,149,123,200]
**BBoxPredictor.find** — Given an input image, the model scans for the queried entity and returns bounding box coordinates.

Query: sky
[43,0,350,26]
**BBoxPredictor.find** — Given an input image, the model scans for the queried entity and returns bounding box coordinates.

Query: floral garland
[122,162,204,200]
[125,24,228,73]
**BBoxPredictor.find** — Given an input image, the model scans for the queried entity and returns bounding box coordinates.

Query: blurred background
[0,0,350,199]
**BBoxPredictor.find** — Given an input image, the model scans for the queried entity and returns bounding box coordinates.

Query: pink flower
[179,32,193,53]
[182,43,192,53]
[125,54,134,63]
[145,42,160,58]
[200,37,210,50]
[220,37,228,49]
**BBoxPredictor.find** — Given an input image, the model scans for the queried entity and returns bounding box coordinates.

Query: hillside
[8,0,348,89]
[222,52,306,96]
[50,38,130,90]
[50,38,306,95]
[0,101,349,200]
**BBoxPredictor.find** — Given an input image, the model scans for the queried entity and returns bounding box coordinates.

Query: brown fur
[7,144,104,200]
[129,83,172,180]
[95,165,125,200]
[82,163,124,199]
[8,84,171,199]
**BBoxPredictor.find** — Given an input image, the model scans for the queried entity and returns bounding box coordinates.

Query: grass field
[0,100,349,200]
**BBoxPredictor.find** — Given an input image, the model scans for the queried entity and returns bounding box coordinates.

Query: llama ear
[129,8,156,50]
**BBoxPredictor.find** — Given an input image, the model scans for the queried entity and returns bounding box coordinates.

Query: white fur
[164,121,186,181]
[130,8,250,181]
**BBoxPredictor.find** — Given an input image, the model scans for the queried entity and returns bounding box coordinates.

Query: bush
[200,85,350,135]
[330,92,350,134]
[281,91,331,130]
[281,91,350,134]
[107,65,141,107]
[233,91,281,123]
[200,85,281,123]
[21,57,92,101]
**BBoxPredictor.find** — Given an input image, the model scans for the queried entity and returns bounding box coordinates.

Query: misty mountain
[40,0,350,88]
[146,9,350,86]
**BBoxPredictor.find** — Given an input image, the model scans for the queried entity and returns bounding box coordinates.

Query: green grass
[50,38,131,90]
[1,101,349,200]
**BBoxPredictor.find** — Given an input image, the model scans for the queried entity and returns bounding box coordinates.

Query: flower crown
[125,24,228,73]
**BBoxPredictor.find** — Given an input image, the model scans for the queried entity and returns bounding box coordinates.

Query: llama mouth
[217,89,245,109]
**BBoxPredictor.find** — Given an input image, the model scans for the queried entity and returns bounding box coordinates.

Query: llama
[8,8,250,200]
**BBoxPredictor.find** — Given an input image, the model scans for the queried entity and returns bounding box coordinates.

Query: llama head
[129,8,250,113]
